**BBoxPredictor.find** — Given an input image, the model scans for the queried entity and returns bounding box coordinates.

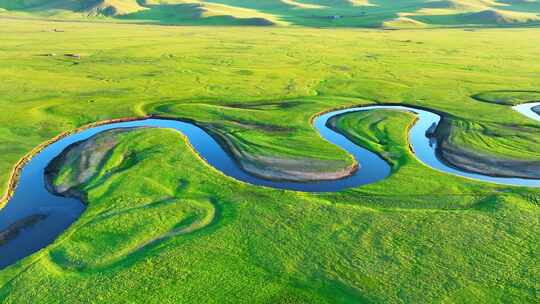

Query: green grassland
[1,0,540,28]
[0,18,539,302]
[439,115,540,161]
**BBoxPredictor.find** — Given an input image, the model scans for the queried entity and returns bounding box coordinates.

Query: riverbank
[434,110,540,180]
[0,116,154,210]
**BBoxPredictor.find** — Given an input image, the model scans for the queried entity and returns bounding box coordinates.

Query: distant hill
[1,0,539,27]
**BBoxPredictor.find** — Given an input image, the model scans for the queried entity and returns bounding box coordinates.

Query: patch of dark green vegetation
[224,101,303,110]
[471,90,540,105]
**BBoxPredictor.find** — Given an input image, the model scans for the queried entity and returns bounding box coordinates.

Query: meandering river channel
[0,103,538,268]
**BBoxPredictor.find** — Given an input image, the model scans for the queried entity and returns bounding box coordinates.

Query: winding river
[0,103,539,268]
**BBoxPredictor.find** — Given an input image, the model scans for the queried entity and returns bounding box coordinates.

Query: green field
[0,15,539,303]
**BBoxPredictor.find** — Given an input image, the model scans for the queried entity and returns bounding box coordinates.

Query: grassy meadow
[0,17,539,303]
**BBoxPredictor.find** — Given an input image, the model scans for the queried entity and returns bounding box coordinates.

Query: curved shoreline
[0,107,389,269]
[434,102,540,180]
[1,102,539,269]
[195,121,359,183]
[1,102,539,206]
[0,116,153,209]
[0,111,360,212]
[513,102,540,121]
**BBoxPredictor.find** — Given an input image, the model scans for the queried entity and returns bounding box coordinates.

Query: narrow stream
[0,103,538,268]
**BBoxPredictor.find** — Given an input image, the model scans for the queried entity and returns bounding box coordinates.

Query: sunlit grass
[0,18,539,303]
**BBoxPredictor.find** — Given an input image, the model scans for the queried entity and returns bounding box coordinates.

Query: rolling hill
[0,0,540,27]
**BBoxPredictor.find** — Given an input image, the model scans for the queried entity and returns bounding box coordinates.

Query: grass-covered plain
[0,18,539,303]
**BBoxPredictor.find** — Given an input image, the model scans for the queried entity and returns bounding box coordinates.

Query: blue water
[0,103,538,268]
